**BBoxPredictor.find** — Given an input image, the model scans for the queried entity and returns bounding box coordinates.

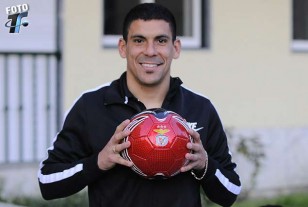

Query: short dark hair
[122,3,177,42]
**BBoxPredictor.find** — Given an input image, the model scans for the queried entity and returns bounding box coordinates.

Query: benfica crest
[154,128,170,147]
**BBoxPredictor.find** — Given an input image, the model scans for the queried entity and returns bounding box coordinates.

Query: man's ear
[173,38,181,59]
[118,38,127,58]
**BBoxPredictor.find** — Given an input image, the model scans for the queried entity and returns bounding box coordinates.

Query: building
[0,0,308,200]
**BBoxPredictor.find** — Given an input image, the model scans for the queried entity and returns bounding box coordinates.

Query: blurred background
[0,0,307,206]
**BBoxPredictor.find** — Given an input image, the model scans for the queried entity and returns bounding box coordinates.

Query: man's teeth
[142,63,158,68]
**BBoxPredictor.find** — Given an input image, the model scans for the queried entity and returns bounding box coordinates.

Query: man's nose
[144,42,157,56]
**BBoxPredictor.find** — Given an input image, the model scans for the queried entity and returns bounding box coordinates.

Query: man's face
[119,19,181,87]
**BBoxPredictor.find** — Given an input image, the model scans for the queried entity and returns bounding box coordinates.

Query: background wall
[64,0,308,128]
[62,0,308,196]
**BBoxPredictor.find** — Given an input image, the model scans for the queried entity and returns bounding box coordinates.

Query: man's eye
[133,39,143,44]
[158,39,167,44]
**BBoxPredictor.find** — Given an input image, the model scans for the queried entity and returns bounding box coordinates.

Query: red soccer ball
[121,108,192,179]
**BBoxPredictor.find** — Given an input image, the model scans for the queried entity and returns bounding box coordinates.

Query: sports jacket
[38,72,241,207]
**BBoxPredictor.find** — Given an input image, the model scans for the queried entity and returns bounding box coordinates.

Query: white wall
[64,0,308,128]
[62,0,308,196]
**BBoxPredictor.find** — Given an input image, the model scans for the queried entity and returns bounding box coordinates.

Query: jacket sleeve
[38,96,104,200]
[199,103,241,206]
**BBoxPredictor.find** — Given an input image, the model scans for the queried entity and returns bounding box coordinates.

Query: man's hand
[180,129,207,172]
[97,119,134,171]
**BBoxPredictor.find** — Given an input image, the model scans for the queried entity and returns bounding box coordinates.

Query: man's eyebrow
[130,35,145,39]
[155,35,171,39]
[130,34,171,39]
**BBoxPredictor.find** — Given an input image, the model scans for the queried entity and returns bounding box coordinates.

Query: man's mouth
[141,63,161,68]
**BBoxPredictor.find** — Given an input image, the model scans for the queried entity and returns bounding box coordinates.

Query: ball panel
[129,155,152,177]
[170,136,190,156]
[128,136,154,158]
[129,115,152,137]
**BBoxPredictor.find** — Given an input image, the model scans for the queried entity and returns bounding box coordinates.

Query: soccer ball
[121,108,192,179]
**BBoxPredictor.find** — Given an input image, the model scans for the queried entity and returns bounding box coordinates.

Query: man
[38,3,241,207]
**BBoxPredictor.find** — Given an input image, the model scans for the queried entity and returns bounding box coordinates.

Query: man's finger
[116,156,134,168]
[115,119,130,133]
[189,129,201,144]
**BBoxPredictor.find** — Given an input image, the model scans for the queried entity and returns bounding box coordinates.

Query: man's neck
[128,79,170,109]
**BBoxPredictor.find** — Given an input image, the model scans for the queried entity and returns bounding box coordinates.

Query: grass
[3,193,88,207]
[205,192,308,207]
[2,191,308,207]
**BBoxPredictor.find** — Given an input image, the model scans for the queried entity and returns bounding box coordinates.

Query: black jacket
[38,72,241,207]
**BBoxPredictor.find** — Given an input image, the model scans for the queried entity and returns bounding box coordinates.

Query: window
[292,0,308,51]
[103,0,209,49]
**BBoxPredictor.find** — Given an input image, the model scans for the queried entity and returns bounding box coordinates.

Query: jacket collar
[104,72,183,107]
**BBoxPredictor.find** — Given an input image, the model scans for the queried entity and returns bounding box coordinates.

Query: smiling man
[119,18,181,109]
[38,3,241,207]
